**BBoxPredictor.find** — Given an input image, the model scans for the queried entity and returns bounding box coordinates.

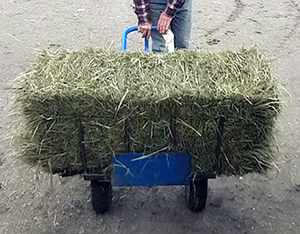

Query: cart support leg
[91,180,112,214]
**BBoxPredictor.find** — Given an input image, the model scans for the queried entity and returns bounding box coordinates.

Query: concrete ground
[0,0,300,233]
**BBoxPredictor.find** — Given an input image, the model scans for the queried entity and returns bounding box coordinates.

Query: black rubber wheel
[186,177,208,212]
[91,180,112,214]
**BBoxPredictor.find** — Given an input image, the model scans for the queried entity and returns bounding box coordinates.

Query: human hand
[157,11,172,34]
[138,22,153,39]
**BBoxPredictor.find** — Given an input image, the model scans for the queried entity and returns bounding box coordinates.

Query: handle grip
[121,26,158,52]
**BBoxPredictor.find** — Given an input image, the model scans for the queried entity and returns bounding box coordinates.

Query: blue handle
[121,26,158,52]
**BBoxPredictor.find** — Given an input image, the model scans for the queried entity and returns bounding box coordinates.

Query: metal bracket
[190,172,216,181]
[213,116,226,174]
[79,119,111,181]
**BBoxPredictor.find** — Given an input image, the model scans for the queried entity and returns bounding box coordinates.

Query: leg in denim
[149,0,169,53]
[171,0,192,49]
[149,0,192,53]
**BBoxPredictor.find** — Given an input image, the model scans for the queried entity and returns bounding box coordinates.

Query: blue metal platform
[111,153,190,187]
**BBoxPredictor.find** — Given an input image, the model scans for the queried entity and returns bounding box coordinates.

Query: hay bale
[14,48,281,175]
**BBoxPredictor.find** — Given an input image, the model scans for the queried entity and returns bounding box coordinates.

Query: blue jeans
[149,0,192,52]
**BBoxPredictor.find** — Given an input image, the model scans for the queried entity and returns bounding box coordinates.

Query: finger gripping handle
[121,26,157,52]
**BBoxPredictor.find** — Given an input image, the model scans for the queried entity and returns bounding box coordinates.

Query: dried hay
[13,48,281,175]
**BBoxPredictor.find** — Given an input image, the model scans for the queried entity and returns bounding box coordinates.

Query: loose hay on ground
[13,48,281,175]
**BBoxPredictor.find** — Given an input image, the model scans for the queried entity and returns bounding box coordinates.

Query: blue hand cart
[79,26,216,214]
